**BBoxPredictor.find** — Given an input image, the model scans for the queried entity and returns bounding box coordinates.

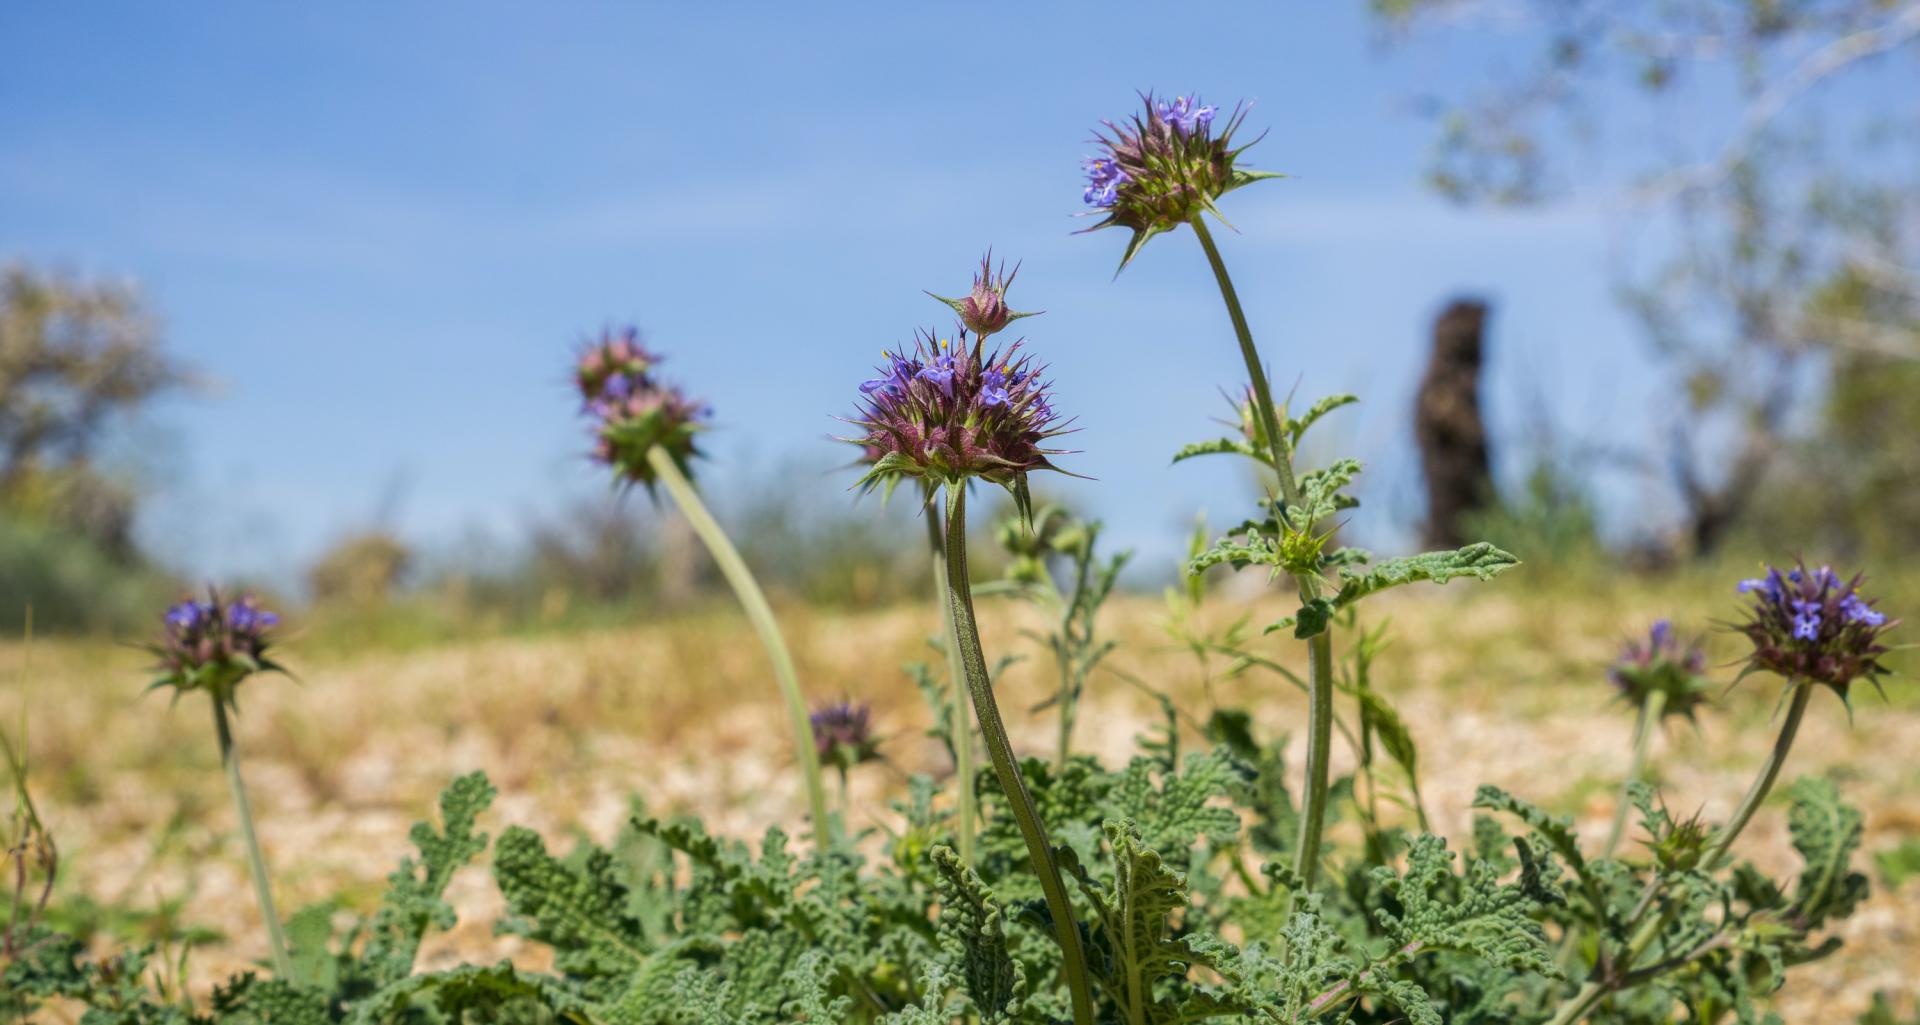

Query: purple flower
[1735,560,1897,697]
[843,330,1073,511]
[809,700,881,772]
[147,588,285,704]
[1154,94,1217,135]
[1608,618,1712,718]
[573,327,707,488]
[1078,91,1279,271]
[1082,157,1129,208]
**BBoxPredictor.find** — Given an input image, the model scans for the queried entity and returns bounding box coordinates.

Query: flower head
[845,330,1072,515]
[1608,618,1712,720]
[809,700,881,773]
[1734,561,1896,698]
[574,327,708,488]
[146,588,285,705]
[1079,91,1281,271]
[927,251,1041,340]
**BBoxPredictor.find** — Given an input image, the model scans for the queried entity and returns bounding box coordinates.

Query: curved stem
[1188,212,1338,892]
[1703,682,1810,870]
[212,699,291,978]
[944,485,1096,1025]
[648,447,830,841]
[1187,214,1298,503]
[924,493,976,866]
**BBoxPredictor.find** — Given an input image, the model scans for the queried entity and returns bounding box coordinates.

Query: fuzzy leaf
[361,770,496,986]
[1786,777,1870,930]
[929,846,1027,1023]
[1334,542,1519,607]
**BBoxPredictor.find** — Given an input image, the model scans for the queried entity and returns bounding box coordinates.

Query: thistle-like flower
[927,251,1041,340]
[1608,619,1712,720]
[845,330,1071,516]
[1734,562,1896,698]
[809,700,881,774]
[574,327,707,487]
[1079,92,1281,271]
[146,588,285,705]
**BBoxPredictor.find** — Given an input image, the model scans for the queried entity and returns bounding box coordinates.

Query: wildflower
[1734,562,1897,699]
[809,700,881,773]
[1079,91,1282,270]
[927,251,1041,340]
[844,330,1072,516]
[146,588,285,706]
[1607,618,1712,720]
[574,327,707,488]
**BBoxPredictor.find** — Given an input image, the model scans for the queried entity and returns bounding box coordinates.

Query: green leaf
[1171,436,1264,466]
[928,846,1027,1023]
[1067,822,1224,1025]
[361,770,497,986]
[1366,833,1562,983]
[1786,777,1870,930]
[1334,542,1519,607]
[1283,393,1359,448]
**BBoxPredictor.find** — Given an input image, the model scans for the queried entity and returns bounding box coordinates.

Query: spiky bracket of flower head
[1734,562,1896,700]
[1080,92,1283,272]
[1608,619,1713,720]
[574,327,708,489]
[926,251,1042,340]
[845,330,1072,519]
[145,588,286,707]
[809,700,881,774]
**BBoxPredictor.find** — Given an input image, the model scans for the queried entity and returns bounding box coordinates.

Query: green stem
[1603,691,1666,859]
[1293,631,1335,885]
[648,447,831,841]
[924,495,976,866]
[1056,646,1075,772]
[1542,682,1814,1024]
[1188,212,1338,891]
[1703,682,1810,870]
[212,699,291,978]
[944,485,1096,1025]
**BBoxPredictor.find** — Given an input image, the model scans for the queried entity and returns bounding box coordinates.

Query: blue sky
[1,2,1686,583]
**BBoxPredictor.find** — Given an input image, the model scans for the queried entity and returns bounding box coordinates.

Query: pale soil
[4,582,1917,1020]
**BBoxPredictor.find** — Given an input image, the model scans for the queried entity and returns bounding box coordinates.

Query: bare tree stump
[1415,299,1494,550]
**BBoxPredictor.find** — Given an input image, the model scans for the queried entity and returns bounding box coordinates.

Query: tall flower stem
[647,446,831,841]
[1188,212,1338,890]
[211,698,291,978]
[924,492,976,865]
[944,484,1096,1025]
[1542,682,1814,1025]
[1603,690,1668,859]
[1702,682,1809,870]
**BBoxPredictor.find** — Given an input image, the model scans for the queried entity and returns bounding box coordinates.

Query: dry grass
[4,576,1917,1020]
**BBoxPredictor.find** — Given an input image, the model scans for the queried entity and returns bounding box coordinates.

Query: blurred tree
[307,531,413,605]
[1414,298,1495,549]
[1373,0,1920,555]
[0,263,190,556]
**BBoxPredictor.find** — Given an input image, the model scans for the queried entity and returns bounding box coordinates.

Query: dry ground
[4,577,1918,1020]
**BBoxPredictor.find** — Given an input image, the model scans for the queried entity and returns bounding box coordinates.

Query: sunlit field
[9,567,1918,1021]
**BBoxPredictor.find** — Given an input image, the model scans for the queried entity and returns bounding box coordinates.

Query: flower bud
[927,252,1040,340]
